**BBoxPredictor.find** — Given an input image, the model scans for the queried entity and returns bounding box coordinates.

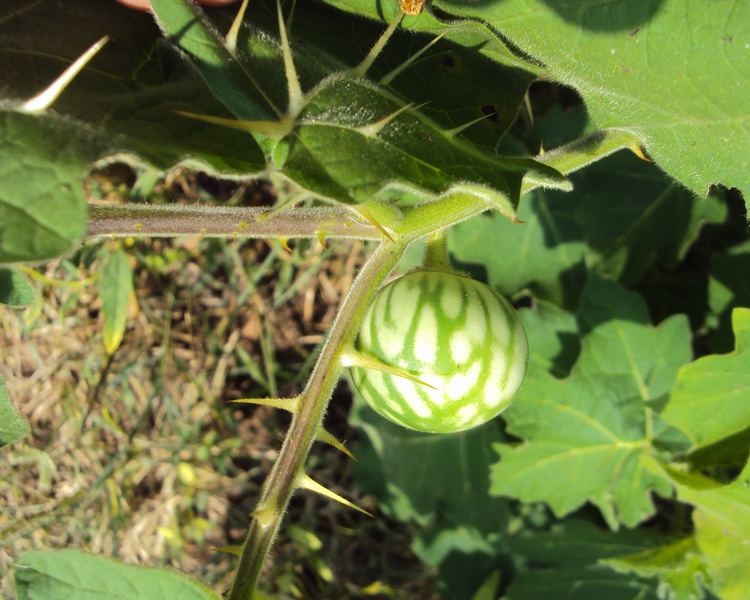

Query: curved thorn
[342,348,439,391]
[317,428,356,460]
[229,396,299,412]
[23,36,109,112]
[297,473,372,517]
[630,143,650,161]
[225,0,250,53]
[277,237,293,253]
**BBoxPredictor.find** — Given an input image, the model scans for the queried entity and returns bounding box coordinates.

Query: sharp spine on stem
[229,396,300,411]
[297,472,372,517]
[342,348,438,390]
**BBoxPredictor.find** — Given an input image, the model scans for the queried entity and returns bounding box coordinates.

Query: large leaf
[283,76,566,215]
[449,147,727,308]
[0,376,29,448]
[329,0,750,204]
[0,0,266,174]
[661,308,750,450]
[15,550,220,600]
[506,519,661,599]
[601,537,709,600]
[676,460,750,600]
[150,0,567,217]
[490,275,692,528]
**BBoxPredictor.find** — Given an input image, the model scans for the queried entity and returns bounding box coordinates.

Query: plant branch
[228,239,407,600]
[86,203,381,240]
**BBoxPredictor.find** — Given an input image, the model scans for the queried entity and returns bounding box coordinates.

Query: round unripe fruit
[350,270,528,433]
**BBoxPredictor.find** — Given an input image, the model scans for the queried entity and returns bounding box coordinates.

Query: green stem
[422,229,451,271]
[228,240,407,600]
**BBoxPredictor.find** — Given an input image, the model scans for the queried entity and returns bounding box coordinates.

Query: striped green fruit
[350,270,528,433]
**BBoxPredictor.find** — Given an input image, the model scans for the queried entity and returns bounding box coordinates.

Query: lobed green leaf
[490,275,692,528]
[661,307,750,450]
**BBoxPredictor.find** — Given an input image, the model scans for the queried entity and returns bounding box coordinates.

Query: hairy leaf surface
[328,0,750,204]
[15,550,220,600]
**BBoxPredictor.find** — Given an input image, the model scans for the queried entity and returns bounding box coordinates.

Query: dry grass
[0,171,439,599]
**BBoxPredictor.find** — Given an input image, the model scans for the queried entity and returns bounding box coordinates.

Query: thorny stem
[227,240,408,600]
[86,203,380,241]
[88,129,638,598]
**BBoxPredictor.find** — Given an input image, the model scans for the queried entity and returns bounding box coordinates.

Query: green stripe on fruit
[349,270,528,433]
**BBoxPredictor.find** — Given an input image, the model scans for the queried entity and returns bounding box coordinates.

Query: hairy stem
[423,229,451,271]
[86,203,380,240]
[228,240,407,600]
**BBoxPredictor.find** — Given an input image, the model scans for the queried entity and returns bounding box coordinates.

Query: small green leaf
[676,460,750,600]
[576,275,692,401]
[0,375,30,448]
[99,249,134,355]
[0,267,36,306]
[15,550,221,600]
[0,110,94,263]
[661,308,750,450]
[601,537,709,600]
